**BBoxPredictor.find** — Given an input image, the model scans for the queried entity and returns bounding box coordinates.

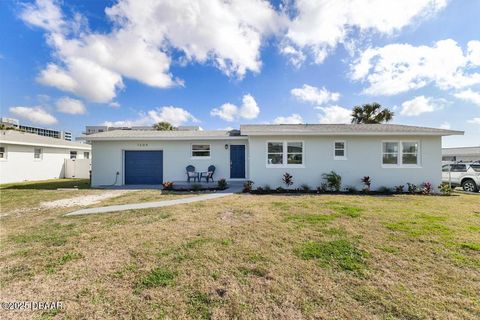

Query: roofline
[0,139,91,150]
[241,130,464,136]
[87,136,248,141]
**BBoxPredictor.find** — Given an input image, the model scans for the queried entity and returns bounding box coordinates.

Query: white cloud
[104,106,198,127]
[20,0,283,102]
[211,94,260,122]
[284,0,447,65]
[109,102,120,108]
[273,114,304,124]
[317,105,351,124]
[467,117,480,125]
[56,97,86,114]
[351,39,480,95]
[400,96,440,116]
[439,122,451,130]
[454,89,480,107]
[280,45,306,68]
[291,84,340,105]
[9,106,57,125]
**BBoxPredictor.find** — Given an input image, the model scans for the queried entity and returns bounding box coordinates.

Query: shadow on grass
[0,179,91,190]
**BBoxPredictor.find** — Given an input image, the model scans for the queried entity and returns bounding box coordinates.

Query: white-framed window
[70,151,77,159]
[334,141,346,160]
[84,152,90,159]
[191,144,210,158]
[382,141,419,167]
[0,146,6,159]
[267,141,304,167]
[34,147,42,160]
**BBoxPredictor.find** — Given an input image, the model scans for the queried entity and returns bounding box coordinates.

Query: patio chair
[186,165,199,182]
[200,165,216,182]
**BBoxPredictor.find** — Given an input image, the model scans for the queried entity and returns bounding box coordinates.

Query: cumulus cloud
[351,39,480,95]
[273,114,304,124]
[454,89,480,107]
[56,97,86,114]
[104,106,198,127]
[211,94,260,122]
[9,106,57,125]
[20,0,283,102]
[399,96,442,116]
[317,105,351,124]
[291,85,340,105]
[283,0,447,65]
[467,117,480,125]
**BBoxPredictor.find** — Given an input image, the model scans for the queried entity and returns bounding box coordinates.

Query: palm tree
[153,121,174,131]
[351,103,394,124]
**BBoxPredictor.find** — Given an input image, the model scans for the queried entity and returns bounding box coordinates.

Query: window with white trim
[382,141,419,166]
[192,144,210,158]
[334,141,346,159]
[70,151,77,159]
[267,141,303,167]
[0,146,6,159]
[34,147,42,160]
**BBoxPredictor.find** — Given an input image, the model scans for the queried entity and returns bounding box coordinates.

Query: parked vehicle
[442,162,480,192]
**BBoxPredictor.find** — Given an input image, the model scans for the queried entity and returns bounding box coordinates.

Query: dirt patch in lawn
[39,190,133,209]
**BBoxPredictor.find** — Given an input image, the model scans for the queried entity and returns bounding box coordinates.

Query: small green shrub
[345,186,357,193]
[377,186,392,194]
[243,180,254,193]
[361,176,372,192]
[276,186,286,193]
[282,172,294,188]
[191,183,202,191]
[263,184,271,192]
[300,184,311,192]
[316,183,328,193]
[394,185,405,193]
[406,183,417,194]
[217,178,228,189]
[322,171,342,191]
[438,182,452,195]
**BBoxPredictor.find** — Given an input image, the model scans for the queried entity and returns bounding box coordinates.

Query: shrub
[322,171,342,192]
[243,180,254,193]
[217,178,228,189]
[282,172,294,188]
[317,183,328,193]
[406,183,417,194]
[394,185,405,193]
[361,176,372,192]
[421,182,432,195]
[345,186,357,193]
[263,184,272,192]
[162,181,174,190]
[192,183,202,191]
[438,182,452,196]
[300,184,311,192]
[276,186,286,193]
[256,186,264,193]
[377,186,392,194]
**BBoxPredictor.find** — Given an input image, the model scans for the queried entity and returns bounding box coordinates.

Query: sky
[0,0,479,147]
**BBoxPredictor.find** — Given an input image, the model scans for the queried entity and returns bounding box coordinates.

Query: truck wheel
[461,179,478,192]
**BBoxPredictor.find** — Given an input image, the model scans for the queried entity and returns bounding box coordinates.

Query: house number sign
[137,143,149,147]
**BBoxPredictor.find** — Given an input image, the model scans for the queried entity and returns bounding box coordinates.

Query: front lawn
[0,183,479,319]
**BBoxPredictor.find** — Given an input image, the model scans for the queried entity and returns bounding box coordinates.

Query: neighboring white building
[0,130,91,184]
[442,146,480,163]
[0,117,72,141]
[86,124,462,190]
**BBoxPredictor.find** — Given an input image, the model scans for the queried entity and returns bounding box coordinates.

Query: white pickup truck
[442,162,480,192]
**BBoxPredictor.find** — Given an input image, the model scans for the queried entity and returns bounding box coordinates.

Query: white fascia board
[0,140,91,150]
[242,131,464,136]
[86,136,248,141]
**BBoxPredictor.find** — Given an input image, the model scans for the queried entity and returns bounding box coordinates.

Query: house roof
[86,129,245,141]
[240,124,464,136]
[442,146,480,156]
[0,130,91,150]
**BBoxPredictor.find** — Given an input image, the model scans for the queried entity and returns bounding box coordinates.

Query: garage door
[124,151,163,185]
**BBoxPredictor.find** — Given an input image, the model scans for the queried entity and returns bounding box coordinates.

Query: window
[450,164,467,172]
[84,152,90,159]
[334,141,346,159]
[470,164,480,172]
[192,144,210,158]
[0,146,6,159]
[70,151,77,159]
[267,141,303,167]
[442,164,451,172]
[34,147,42,159]
[382,141,419,166]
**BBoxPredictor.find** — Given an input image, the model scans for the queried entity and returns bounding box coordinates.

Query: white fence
[65,159,91,179]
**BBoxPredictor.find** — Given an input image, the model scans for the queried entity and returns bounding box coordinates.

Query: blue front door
[125,150,163,185]
[230,145,245,179]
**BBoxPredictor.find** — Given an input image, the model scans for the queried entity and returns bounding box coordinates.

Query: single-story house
[442,146,480,163]
[87,124,463,189]
[0,130,91,184]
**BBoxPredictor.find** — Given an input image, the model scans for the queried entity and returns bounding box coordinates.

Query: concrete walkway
[65,192,233,216]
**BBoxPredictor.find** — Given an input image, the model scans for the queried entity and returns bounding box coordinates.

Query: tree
[153,121,174,131]
[351,103,394,124]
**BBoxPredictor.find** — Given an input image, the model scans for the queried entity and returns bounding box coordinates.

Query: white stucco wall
[0,143,91,184]
[91,139,248,186]
[247,135,442,190]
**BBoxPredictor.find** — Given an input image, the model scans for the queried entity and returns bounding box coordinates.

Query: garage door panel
[125,151,163,185]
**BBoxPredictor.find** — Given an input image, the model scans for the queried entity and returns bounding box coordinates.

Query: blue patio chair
[186,165,199,182]
[200,165,216,182]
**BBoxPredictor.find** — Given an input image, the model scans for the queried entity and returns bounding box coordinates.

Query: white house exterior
[87,124,462,190]
[0,130,91,184]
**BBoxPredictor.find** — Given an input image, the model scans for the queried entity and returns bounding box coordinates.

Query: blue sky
[0,0,479,147]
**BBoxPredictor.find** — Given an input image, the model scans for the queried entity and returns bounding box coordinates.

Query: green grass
[296,239,368,273]
[137,267,176,289]
[187,291,212,320]
[0,178,91,190]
